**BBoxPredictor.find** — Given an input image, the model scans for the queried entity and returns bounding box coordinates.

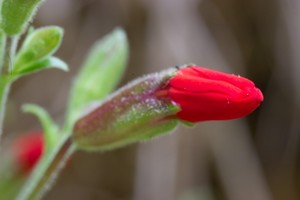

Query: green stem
[8,36,19,72]
[0,36,19,141]
[0,31,7,72]
[16,135,76,200]
[0,81,10,139]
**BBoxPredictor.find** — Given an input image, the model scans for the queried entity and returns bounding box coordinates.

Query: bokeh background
[3,0,300,199]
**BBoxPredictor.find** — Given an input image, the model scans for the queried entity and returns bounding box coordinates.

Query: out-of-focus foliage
[13,26,66,77]
[66,28,129,128]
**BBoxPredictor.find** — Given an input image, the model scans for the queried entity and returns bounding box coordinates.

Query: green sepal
[72,68,180,151]
[0,0,44,35]
[180,120,196,127]
[22,104,59,151]
[65,28,129,129]
[14,26,64,71]
[97,120,179,151]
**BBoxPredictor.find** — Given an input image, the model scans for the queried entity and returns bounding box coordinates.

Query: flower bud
[12,132,44,174]
[1,0,43,35]
[0,132,44,198]
[73,65,263,151]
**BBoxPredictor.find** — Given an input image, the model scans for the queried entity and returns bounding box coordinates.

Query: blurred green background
[3,0,300,199]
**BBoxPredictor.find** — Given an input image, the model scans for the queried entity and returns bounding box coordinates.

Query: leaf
[12,56,68,77]
[22,104,59,151]
[65,28,129,129]
[0,0,43,35]
[13,26,64,71]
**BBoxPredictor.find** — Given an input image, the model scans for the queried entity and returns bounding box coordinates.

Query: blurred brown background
[3,0,300,199]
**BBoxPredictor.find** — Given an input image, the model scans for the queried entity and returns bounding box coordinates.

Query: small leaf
[0,0,44,35]
[22,104,59,150]
[14,26,63,71]
[65,28,129,129]
[12,56,68,77]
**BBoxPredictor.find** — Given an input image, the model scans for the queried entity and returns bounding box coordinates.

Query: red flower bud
[167,65,263,122]
[73,65,263,150]
[12,132,44,174]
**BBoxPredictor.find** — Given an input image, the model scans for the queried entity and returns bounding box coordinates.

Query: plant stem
[8,36,19,72]
[0,31,7,73]
[16,135,76,200]
[0,81,10,140]
[0,36,19,141]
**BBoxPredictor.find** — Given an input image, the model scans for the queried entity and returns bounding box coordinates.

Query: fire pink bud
[168,65,263,122]
[73,65,263,151]
[12,132,44,174]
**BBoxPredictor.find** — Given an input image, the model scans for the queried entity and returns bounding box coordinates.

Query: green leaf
[14,26,64,71]
[1,0,44,35]
[65,28,129,129]
[12,56,68,77]
[22,104,59,151]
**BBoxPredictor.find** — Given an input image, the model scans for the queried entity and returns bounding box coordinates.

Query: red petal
[167,65,263,122]
[170,74,243,95]
[12,132,44,173]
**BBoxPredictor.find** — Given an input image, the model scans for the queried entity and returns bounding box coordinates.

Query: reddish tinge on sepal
[167,65,263,122]
[12,132,44,174]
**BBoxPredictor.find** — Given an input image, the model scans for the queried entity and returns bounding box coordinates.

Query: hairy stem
[0,82,10,140]
[0,36,19,141]
[0,31,7,72]
[17,135,76,200]
[8,36,19,72]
